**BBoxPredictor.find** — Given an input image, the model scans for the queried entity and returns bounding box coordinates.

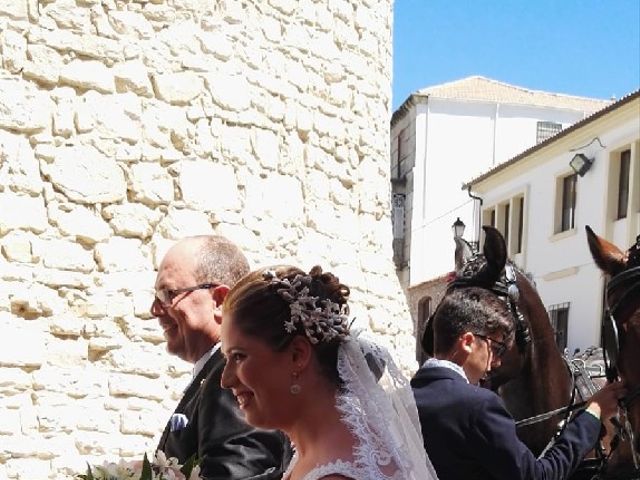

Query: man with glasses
[152,235,287,479]
[411,286,625,480]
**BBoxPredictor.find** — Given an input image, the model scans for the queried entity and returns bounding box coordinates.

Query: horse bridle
[603,263,640,377]
[603,263,640,471]
[514,263,640,476]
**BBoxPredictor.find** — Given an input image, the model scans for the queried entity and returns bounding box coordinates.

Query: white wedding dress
[283,456,365,480]
[282,336,439,480]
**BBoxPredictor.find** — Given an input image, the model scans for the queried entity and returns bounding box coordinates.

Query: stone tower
[0,0,407,477]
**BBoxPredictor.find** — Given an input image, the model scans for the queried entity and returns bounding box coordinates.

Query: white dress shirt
[422,357,469,383]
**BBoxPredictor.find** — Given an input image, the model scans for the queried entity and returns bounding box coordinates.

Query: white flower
[188,465,201,480]
[76,451,202,480]
[154,450,168,467]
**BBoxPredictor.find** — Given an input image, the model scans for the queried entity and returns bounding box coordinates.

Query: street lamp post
[452,217,478,252]
[452,217,465,239]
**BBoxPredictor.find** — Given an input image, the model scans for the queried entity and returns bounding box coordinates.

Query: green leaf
[180,454,199,477]
[140,453,153,480]
[76,463,94,480]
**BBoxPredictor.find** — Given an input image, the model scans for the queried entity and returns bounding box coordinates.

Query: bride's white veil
[260,269,437,479]
[336,332,439,480]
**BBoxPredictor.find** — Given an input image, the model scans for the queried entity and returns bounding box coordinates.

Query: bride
[219,265,438,480]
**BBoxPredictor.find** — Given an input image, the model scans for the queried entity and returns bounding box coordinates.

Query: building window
[617,149,631,219]
[560,173,577,232]
[536,121,562,144]
[485,195,525,256]
[548,302,570,351]
[482,207,495,235]
[516,196,524,254]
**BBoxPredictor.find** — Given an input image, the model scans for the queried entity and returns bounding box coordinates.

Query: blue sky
[392,1,640,111]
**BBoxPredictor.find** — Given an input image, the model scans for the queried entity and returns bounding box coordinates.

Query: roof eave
[391,93,429,128]
[464,90,640,190]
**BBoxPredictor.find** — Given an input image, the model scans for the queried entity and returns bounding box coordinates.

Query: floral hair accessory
[265,271,350,344]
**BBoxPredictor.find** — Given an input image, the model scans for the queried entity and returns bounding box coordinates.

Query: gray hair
[190,235,250,287]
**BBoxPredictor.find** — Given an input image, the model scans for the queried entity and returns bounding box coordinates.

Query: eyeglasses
[155,283,219,307]
[474,334,508,358]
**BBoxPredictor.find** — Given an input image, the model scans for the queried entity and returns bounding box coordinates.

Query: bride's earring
[290,371,301,395]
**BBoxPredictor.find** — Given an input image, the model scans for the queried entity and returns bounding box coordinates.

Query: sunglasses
[155,283,219,308]
[474,334,508,358]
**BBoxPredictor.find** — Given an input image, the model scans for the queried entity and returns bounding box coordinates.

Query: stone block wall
[0,0,406,477]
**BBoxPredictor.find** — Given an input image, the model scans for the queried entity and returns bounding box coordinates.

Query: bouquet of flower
[76,451,201,480]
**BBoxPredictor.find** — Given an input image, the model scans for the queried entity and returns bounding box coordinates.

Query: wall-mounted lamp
[452,217,465,238]
[569,153,593,177]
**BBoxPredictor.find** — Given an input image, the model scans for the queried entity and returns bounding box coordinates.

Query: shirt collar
[422,357,469,383]
[193,343,221,380]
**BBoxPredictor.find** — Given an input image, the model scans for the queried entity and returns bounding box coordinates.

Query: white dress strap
[283,454,359,480]
[299,459,358,480]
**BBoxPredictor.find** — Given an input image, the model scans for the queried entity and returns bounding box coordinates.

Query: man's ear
[459,332,475,354]
[211,284,230,324]
[288,336,312,372]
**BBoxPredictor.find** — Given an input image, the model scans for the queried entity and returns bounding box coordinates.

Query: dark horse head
[586,226,640,477]
[423,226,572,456]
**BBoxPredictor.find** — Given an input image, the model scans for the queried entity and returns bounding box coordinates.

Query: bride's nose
[220,361,236,389]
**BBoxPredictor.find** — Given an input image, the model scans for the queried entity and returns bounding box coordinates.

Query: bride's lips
[234,391,254,409]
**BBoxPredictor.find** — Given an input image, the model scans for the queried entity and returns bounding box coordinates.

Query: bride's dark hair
[223,265,350,387]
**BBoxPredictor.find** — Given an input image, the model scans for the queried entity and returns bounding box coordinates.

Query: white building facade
[467,91,640,353]
[390,76,609,357]
[391,76,609,289]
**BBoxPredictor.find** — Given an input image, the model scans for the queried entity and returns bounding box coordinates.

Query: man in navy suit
[152,236,288,479]
[411,287,625,480]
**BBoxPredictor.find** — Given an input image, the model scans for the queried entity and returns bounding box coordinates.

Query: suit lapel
[157,352,222,452]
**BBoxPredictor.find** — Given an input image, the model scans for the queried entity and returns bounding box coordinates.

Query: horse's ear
[585,225,627,276]
[482,226,507,278]
[454,236,474,272]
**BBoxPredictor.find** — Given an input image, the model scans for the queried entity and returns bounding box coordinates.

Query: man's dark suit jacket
[157,349,288,480]
[411,365,601,480]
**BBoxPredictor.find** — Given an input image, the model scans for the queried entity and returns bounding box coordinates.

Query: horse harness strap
[514,402,588,428]
[617,382,640,471]
[514,356,599,429]
[572,357,604,401]
[602,264,640,471]
[606,264,640,317]
[513,356,638,475]
[570,357,611,469]
[569,355,640,472]
[603,264,640,380]
[624,384,640,409]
